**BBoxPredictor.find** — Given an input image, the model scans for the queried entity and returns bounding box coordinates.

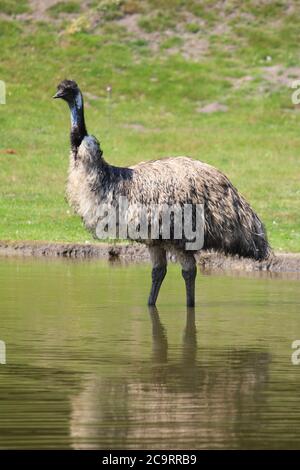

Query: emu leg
[182,267,197,307]
[148,246,167,306]
[148,266,167,306]
[178,252,197,307]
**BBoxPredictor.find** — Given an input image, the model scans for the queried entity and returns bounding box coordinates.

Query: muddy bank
[0,241,300,274]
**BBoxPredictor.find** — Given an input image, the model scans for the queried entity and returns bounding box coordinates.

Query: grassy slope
[0,0,299,251]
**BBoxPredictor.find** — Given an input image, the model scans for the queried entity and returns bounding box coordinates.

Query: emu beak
[52,91,64,99]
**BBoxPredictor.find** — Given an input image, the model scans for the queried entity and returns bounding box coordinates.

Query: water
[0,257,299,449]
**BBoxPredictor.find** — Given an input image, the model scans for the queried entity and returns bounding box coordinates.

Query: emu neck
[68,91,87,155]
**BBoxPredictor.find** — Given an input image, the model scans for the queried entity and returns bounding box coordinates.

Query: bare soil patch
[196,102,228,113]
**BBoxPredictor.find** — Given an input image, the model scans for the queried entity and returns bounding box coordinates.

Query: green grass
[47,1,81,17]
[0,1,299,252]
[185,23,201,34]
[138,11,176,32]
[160,36,183,50]
[0,0,29,15]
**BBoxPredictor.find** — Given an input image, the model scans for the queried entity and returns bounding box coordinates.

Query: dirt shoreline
[1,240,300,274]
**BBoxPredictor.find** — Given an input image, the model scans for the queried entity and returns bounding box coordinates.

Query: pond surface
[0,257,300,449]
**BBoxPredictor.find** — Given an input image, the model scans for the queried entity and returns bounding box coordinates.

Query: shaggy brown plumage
[54,79,271,307]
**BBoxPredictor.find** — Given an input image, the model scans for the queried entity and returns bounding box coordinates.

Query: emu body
[54,79,271,307]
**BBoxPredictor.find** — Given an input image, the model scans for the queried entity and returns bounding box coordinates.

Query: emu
[53,79,271,307]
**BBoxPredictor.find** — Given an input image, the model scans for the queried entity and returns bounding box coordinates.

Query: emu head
[53,79,80,105]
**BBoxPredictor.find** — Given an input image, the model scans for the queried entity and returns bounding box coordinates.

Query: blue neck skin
[68,90,88,155]
[69,91,82,126]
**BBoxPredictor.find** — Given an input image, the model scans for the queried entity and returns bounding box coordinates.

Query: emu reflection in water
[70,308,270,450]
